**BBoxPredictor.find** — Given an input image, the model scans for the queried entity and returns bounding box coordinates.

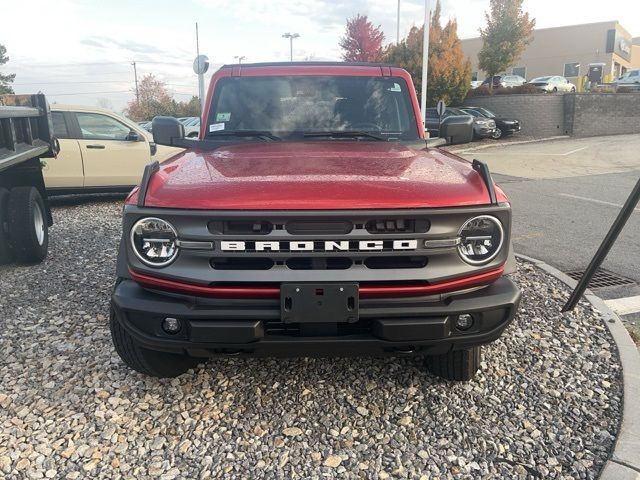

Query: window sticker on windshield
[388,83,402,92]
[216,112,231,122]
[209,123,225,132]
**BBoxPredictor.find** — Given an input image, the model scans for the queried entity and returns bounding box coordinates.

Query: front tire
[491,128,503,139]
[110,306,202,378]
[6,186,48,264]
[425,346,481,381]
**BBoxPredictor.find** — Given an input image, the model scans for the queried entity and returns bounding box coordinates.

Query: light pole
[421,0,431,127]
[234,55,246,64]
[282,32,300,61]
[396,0,400,44]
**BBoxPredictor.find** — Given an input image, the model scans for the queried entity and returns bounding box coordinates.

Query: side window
[630,71,639,77]
[76,113,131,141]
[51,112,70,139]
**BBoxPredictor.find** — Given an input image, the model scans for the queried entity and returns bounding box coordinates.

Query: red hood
[132,142,504,210]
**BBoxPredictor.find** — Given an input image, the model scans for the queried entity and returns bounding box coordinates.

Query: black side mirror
[126,130,140,141]
[152,116,185,146]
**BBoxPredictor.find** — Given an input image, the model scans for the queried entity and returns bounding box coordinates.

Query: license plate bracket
[281,283,359,323]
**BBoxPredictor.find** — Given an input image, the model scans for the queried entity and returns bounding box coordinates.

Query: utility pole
[196,22,205,110]
[420,0,431,127]
[131,61,139,103]
[396,0,401,44]
[282,32,300,61]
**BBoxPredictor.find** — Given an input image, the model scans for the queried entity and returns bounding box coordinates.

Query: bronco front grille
[127,205,513,285]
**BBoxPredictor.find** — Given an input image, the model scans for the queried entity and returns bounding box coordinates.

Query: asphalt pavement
[457,134,640,334]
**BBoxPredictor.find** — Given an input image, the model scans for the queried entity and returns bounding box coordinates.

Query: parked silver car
[481,75,527,88]
[182,117,201,138]
[613,69,640,91]
[529,76,576,93]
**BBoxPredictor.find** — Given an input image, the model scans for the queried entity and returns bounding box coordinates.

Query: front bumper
[474,125,497,138]
[111,277,521,358]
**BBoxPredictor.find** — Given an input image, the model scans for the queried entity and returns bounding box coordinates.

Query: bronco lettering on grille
[220,240,418,252]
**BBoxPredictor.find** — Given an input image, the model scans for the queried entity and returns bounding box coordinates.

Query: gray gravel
[0,199,623,479]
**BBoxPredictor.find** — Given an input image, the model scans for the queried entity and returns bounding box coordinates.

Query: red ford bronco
[110,62,520,380]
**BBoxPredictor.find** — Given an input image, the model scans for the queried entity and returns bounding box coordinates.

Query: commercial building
[461,21,637,85]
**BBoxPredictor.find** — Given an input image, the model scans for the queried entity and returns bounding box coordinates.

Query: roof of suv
[221,61,399,69]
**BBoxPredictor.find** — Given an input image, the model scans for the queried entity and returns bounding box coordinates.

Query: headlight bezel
[130,217,180,268]
[457,215,505,265]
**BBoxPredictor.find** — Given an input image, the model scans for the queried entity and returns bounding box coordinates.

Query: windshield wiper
[303,131,386,141]
[206,130,282,141]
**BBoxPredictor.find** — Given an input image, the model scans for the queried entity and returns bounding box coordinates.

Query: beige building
[633,37,640,68]
[462,21,637,86]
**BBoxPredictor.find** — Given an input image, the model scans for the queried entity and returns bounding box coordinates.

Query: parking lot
[0,199,624,479]
[457,134,640,337]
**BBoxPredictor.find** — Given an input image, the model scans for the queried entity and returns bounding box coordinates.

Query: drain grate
[565,268,636,289]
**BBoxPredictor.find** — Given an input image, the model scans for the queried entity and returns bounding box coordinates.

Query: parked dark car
[426,107,496,140]
[481,75,527,89]
[425,108,475,144]
[460,107,521,139]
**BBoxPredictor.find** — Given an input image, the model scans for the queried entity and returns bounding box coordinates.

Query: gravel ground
[0,199,623,480]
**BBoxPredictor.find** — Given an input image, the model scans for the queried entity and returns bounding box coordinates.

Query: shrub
[466,83,542,98]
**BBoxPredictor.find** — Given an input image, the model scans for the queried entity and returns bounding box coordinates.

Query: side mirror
[126,130,140,141]
[152,116,185,146]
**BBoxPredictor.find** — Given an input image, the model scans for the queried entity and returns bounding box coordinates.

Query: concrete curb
[516,253,640,479]
[448,135,570,154]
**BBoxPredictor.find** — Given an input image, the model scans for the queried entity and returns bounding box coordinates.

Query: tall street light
[234,55,246,64]
[396,0,401,44]
[421,0,431,127]
[282,32,300,61]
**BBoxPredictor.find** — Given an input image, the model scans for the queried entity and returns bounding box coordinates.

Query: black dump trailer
[0,94,58,265]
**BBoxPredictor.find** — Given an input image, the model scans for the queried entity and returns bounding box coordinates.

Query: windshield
[207,75,420,141]
[532,76,552,82]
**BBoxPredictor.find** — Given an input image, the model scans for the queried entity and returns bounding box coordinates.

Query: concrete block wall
[571,94,640,137]
[463,94,568,137]
[463,92,640,138]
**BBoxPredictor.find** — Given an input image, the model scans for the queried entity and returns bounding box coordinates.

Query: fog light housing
[162,317,181,334]
[455,314,474,331]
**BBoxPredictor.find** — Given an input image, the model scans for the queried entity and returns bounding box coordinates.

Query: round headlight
[457,215,504,265]
[130,217,179,267]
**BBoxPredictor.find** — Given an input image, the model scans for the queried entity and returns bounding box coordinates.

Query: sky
[2,0,639,112]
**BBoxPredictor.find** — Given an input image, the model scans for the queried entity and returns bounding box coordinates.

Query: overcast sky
[2,0,639,112]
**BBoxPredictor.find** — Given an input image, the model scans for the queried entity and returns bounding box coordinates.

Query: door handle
[86,144,105,149]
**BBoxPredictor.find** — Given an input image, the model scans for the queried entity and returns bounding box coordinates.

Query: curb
[448,135,570,154]
[516,253,640,479]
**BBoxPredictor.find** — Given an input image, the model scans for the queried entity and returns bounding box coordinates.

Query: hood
[133,141,500,210]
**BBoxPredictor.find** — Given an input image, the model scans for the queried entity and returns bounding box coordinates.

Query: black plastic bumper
[111,277,521,358]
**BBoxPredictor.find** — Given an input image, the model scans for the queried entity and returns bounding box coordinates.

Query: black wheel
[110,305,202,378]
[552,87,558,93]
[0,188,13,264]
[6,186,48,264]
[425,346,481,381]
[491,128,503,139]
[570,86,576,93]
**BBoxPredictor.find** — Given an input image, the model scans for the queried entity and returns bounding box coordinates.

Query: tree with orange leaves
[383,0,471,107]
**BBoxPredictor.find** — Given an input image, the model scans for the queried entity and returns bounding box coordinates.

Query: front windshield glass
[208,75,420,140]
[533,76,552,82]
